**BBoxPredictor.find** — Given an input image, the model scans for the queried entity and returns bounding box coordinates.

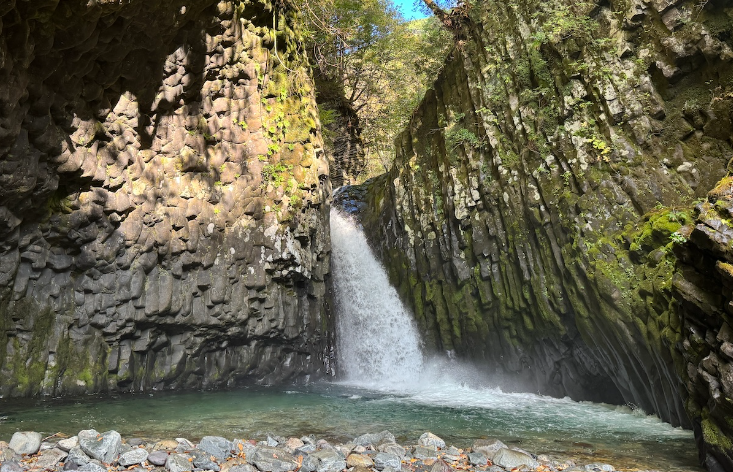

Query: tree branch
[421,0,451,27]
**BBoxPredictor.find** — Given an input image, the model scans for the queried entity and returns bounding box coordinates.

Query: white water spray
[330,209,424,386]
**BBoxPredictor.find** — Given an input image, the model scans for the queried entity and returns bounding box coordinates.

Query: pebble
[148,450,170,466]
[0,428,630,472]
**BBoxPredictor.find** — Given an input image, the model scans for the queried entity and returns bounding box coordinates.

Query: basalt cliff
[339,0,733,469]
[0,0,334,397]
[4,0,733,470]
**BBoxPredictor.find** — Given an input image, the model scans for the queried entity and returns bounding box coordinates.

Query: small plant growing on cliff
[562,171,572,186]
[262,163,293,188]
[670,232,688,245]
[233,118,248,131]
[445,127,483,150]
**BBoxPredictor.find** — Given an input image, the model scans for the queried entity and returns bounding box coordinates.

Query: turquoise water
[0,382,700,471]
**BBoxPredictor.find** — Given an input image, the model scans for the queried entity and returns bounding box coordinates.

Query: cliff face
[347,0,733,468]
[0,0,334,396]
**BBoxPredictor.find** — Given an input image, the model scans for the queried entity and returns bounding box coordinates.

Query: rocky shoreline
[0,430,646,472]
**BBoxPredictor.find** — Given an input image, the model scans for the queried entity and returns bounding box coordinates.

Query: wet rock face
[348,0,733,467]
[0,0,334,396]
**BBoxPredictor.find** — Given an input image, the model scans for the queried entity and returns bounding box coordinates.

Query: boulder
[166,454,193,472]
[346,453,374,468]
[9,431,42,455]
[78,430,122,464]
[58,437,79,452]
[198,436,232,461]
[472,439,506,460]
[492,448,539,469]
[119,448,149,467]
[148,450,170,466]
[35,448,68,469]
[374,452,401,471]
[309,448,346,472]
[418,433,445,449]
[353,431,395,447]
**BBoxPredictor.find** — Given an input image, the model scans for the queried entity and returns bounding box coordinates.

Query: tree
[298,0,451,181]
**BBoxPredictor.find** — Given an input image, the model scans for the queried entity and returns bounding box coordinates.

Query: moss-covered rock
[0,0,334,397]
[344,0,733,468]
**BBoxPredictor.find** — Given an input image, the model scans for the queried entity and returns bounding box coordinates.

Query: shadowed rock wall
[346,0,733,468]
[0,0,334,396]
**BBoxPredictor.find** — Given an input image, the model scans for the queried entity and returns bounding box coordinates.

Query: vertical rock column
[0,0,334,396]
[354,0,732,435]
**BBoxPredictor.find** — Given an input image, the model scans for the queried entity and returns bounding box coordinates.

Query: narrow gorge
[1,0,733,470]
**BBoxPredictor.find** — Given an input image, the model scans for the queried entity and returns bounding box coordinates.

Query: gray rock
[9,431,42,455]
[166,454,193,472]
[36,448,68,468]
[78,430,122,464]
[251,447,296,472]
[119,448,149,467]
[374,452,401,471]
[310,449,346,472]
[472,439,506,460]
[418,433,445,450]
[78,463,107,472]
[585,464,615,471]
[492,448,539,469]
[353,431,395,447]
[412,445,438,460]
[232,439,258,458]
[295,444,317,455]
[148,450,170,466]
[467,452,487,466]
[378,443,405,457]
[199,436,232,460]
[230,466,258,472]
[67,447,92,466]
[58,437,79,452]
[192,450,221,471]
[442,446,461,462]
[299,454,320,472]
[175,438,196,453]
[0,461,23,472]
[429,460,453,472]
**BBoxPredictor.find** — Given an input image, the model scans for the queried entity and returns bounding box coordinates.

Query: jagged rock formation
[0,0,334,397]
[342,0,733,468]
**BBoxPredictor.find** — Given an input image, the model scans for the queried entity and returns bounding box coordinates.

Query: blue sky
[392,0,429,20]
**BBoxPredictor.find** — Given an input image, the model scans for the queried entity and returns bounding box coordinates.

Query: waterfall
[330,209,424,386]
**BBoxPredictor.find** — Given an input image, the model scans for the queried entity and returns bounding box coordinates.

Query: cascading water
[330,209,424,386]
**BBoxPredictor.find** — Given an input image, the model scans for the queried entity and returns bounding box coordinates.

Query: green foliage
[262,163,293,188]
[445,126,482,150]
[300,0,451,180]
[670,232,688,245]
